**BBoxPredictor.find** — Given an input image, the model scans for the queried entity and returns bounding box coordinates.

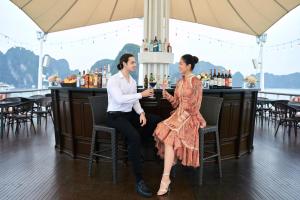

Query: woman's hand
[199,118,206,128]
[140,112,147,127]
[162,89,169,99]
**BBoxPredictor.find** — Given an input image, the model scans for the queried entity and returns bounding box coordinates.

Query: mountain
[264,72,300,89]
[0,45,300,89]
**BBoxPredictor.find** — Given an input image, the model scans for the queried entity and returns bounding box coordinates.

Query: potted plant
[197,72,210,89]
[244,75,257,88]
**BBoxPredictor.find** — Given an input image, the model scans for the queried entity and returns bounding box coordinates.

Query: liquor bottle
[80,70,85,87]
[76,72,81,87]
[156,75,161,89]
[144,39,148,52]
[140,39,144,52]
[217,69,222,89]
[149,73,154,82]
[209,69,214,89]
[107,64,111,81]
[162,38,166,52]
[158,39,162,52]
[102,66,107,88]
[149,40,153,52]
[224,71,229,88]
[163,74,167,86]
[85,69,90,88]
[221,71,225,89]
[167,43,172,53]
[98,67,102,88]
[93,69,98,88]
[144,74,148,89]
[153,36,158,52]
[167,75,171,88]
[213,69,218,89]
[228,69,233,89]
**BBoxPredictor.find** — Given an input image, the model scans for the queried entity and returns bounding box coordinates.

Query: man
[107,53,161,198]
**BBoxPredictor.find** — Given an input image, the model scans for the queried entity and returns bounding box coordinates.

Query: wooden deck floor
[0,118,300,200]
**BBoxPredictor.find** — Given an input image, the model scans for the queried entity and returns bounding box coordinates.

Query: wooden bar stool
[199,96,223,185]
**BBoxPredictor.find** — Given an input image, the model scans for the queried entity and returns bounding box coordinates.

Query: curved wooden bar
[50,87,258,160]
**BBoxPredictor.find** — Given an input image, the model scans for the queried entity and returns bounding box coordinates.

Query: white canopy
[10,0,300,35]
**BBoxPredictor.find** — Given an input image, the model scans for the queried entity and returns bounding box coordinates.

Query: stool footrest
[203,154,219,161]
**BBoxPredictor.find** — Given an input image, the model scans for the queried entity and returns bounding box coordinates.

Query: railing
[0,88,50,100]
[259,91,300,100]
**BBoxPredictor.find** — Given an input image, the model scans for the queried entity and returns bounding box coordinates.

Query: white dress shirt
[107,71,144,115]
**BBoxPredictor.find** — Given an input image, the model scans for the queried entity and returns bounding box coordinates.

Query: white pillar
[259,43,264,91]
[256,34,267,91]
[37,31,47,89]
[139,0,173,86]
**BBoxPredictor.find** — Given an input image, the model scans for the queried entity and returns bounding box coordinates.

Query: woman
[107,53,161,198]
[153,54,207,196]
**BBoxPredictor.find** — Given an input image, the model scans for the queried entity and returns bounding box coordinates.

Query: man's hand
[140,112,147,127]
[141,89,153,98]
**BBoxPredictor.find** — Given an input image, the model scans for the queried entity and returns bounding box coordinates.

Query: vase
[246,83,256,88]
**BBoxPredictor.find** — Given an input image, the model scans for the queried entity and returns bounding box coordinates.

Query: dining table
[288,101,300,112]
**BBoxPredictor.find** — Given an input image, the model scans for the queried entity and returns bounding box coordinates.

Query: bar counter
[50,87,259,161]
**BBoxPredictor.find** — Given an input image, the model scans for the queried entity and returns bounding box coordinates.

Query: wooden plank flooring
[0,118,300,200]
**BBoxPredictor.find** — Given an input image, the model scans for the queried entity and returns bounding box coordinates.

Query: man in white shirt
[107,54,161,198]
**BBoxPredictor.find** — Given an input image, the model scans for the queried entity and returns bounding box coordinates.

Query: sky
[0,0,300,77]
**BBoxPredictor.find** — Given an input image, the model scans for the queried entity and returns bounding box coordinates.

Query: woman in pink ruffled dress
[154,54,207,196]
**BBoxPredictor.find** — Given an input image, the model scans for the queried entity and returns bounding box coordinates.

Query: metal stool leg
[88,129,96,177]
[111,129,117,184]
[199,130,204,185]
[215,130,222,178]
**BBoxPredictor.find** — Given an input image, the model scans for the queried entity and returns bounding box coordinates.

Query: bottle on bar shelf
[76,72,81,87]
[167,75,171,88]
[217,69,221,89]
[140,39,145,52]
[162,74,167,88]
[144,74,148,89]
[153,36,158,52]
[158,39,162,52]
[225,71,229,88]
[162,38,167,52]
[93,69,98,88]
[209,69,214,89]
[213,69,217,89]
[221,71,225,89]
[157,75,161,89]
[167,42,172,53]
[102,66,107,88]
[107,64,111,81]
[98,67,102,88]
[149,73,154,83]
[80,70,85,87]
[228,69,233,89]
[85,69,91,88]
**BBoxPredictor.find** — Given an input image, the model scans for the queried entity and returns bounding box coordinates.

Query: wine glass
[160,81,168,99]
[149,81,157,98]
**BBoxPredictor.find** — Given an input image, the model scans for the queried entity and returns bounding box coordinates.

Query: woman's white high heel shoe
[157,173,171,196]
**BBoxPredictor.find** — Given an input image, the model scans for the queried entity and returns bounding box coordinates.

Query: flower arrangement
[197,72,210,89]
[197,72,210,81]
[244,75,257,88]
[48,75,61,86]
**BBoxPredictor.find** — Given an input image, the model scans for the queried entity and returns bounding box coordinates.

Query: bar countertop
[49,86,260,93]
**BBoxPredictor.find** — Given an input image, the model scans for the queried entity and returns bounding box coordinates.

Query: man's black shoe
[136,180,153,198]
